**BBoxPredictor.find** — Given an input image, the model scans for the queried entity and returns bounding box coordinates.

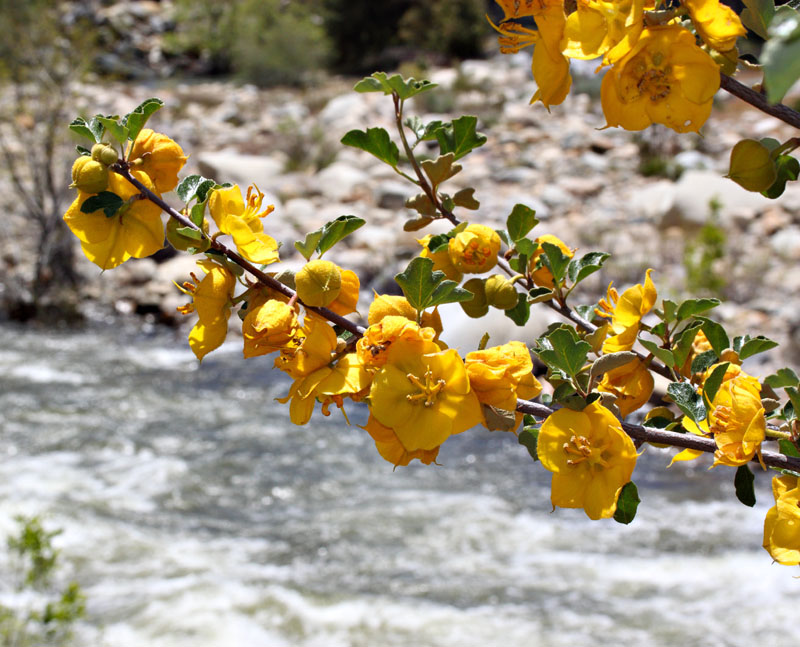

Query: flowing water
[0,323,797,647]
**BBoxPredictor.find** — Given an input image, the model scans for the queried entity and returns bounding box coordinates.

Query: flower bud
[91,143,119,166]
[70,156,109,194]
[484,274,519,310]
[460,278,488,318]
[295,259,342,307]
[727,139,777,192]
[166,216,210,253]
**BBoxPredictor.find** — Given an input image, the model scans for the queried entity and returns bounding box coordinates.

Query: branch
[720,73,800,131]
[516,398,800,472]
[112,165,366,338]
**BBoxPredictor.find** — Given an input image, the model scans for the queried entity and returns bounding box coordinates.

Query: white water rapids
[0,323,797,646]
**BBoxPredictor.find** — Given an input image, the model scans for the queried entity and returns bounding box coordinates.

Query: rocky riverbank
[7,54,800,372]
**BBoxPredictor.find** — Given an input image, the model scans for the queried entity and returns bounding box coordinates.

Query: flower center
[464,240,491,267]
[626,50,672,103]
[406,367,446,407]
[563,430,611,469]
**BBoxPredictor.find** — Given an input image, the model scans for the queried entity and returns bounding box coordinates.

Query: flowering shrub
[63,1,800,568]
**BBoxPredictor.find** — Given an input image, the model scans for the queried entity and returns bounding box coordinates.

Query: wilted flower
[597,357,654,417]
[362,415,440,467]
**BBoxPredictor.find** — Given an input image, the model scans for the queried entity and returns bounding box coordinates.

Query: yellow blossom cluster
[491,0,745,132]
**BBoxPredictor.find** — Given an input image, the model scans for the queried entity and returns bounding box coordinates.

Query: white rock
[770,226,800,260]
[312,162,370,201]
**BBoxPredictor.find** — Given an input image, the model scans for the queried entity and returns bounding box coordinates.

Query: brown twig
[719,73,800,131]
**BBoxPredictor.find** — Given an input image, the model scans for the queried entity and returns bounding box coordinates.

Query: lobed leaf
[668,381,706,424]
[638,339,675,369]
[505,292,530,326]
[676,297,720,321]
[69,118,98,142]
[80,191,124,219]
[433,115,487,161]
[96,117,129,146]
[420,153,461,185]
[536,328,591,378]
[341,128,400,168]
[177,174,216,204]
[452,187,480,210]
[317,215,366,257]
[699,318,730,356]
[738,335,779,360]
[762,154,800,199]
[765,367,800,389]
[539,242,571,284]
[567,252,610,285]
[394,257,445,311]
[352,72,437,100]
[506,204,538,241]
[122,97,165,141]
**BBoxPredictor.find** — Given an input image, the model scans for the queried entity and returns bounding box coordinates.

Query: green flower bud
[460,277,488,318]
[484,274,519,310]
[727,139,777,192]
[295,259,342,307]
[91,143,119,166]
[166,216,210,253]
[70,156,109,194]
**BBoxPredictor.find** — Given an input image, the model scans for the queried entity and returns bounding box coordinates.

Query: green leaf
[353,72,437,100]
[176,175,216,204]
[433,115,487,161]
[341,128,399,168]
[575,304,599,324]
[536,328,591,378]
[676,297,721,321]
[567,252,610,285]
[505,292,530,326]
[123,97,165,141]
[87,116,106,143]
[763,6,800,103]
[96,117,128,146]
[294,230,324,261]
[405,193,437,217]
[453,187,480,210]
[668,381,706,424]
[515,237,536,258]
[779,439,800,457]
[613,482,640,525]
[189,203,206,228]
[734,465,757,507]
[691,349,719,374]
[661,299,678,323]
[69,118,98,142]
[765,367,800,389]
[174,226,203,241]
[787,386,800,416]
[589,351,639,380]
[428,279,474,307]
[739,335,779,360]
[762,154,800,199]
[638,339,675,368]
[672,322,703,368]
[80,191,124,219]
[506,204,538,241]
[394,257,445,311]
[699,318,730,355]
[540,242,570,284]
[518,427,539,461]
[741,0,775,37]
[76,145,92,156]
[527,286,553,302]
[421,153,461,185]
[317,215,366,257]
[702,362,731,410]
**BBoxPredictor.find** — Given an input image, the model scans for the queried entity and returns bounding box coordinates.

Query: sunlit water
[0,323,797,647]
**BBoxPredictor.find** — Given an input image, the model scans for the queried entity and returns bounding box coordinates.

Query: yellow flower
[528,234,575,288]
[597,357,654,417]
[278,353,371,426]
[418,235,463,283]
[538,400,638,520]
[367,293,443,336]
[362,415,440,467]
[63,169,164,270]
[685,0,746,53]
[708,371,765,467]
[763,475,800,565]
[562,0,645,61]
[128,129,187,193]
[596,269,656,353]
[448,224,501,274]
[208,184,280,266]
[241,293,301,359]
[369,342,483,451]
[465,340,542,411]
[357,316,440,370]
[274,317,337,380]
[600,25,720,133]
[176,259,236,361]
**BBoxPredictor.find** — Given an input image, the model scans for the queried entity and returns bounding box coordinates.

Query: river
[0,323,797,646]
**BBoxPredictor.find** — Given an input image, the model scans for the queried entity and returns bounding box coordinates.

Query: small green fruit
[166,217,210,253]
[295,259,342,307]
[727,139,777,192]
[484,274,519,310]
[460,277,488,318]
